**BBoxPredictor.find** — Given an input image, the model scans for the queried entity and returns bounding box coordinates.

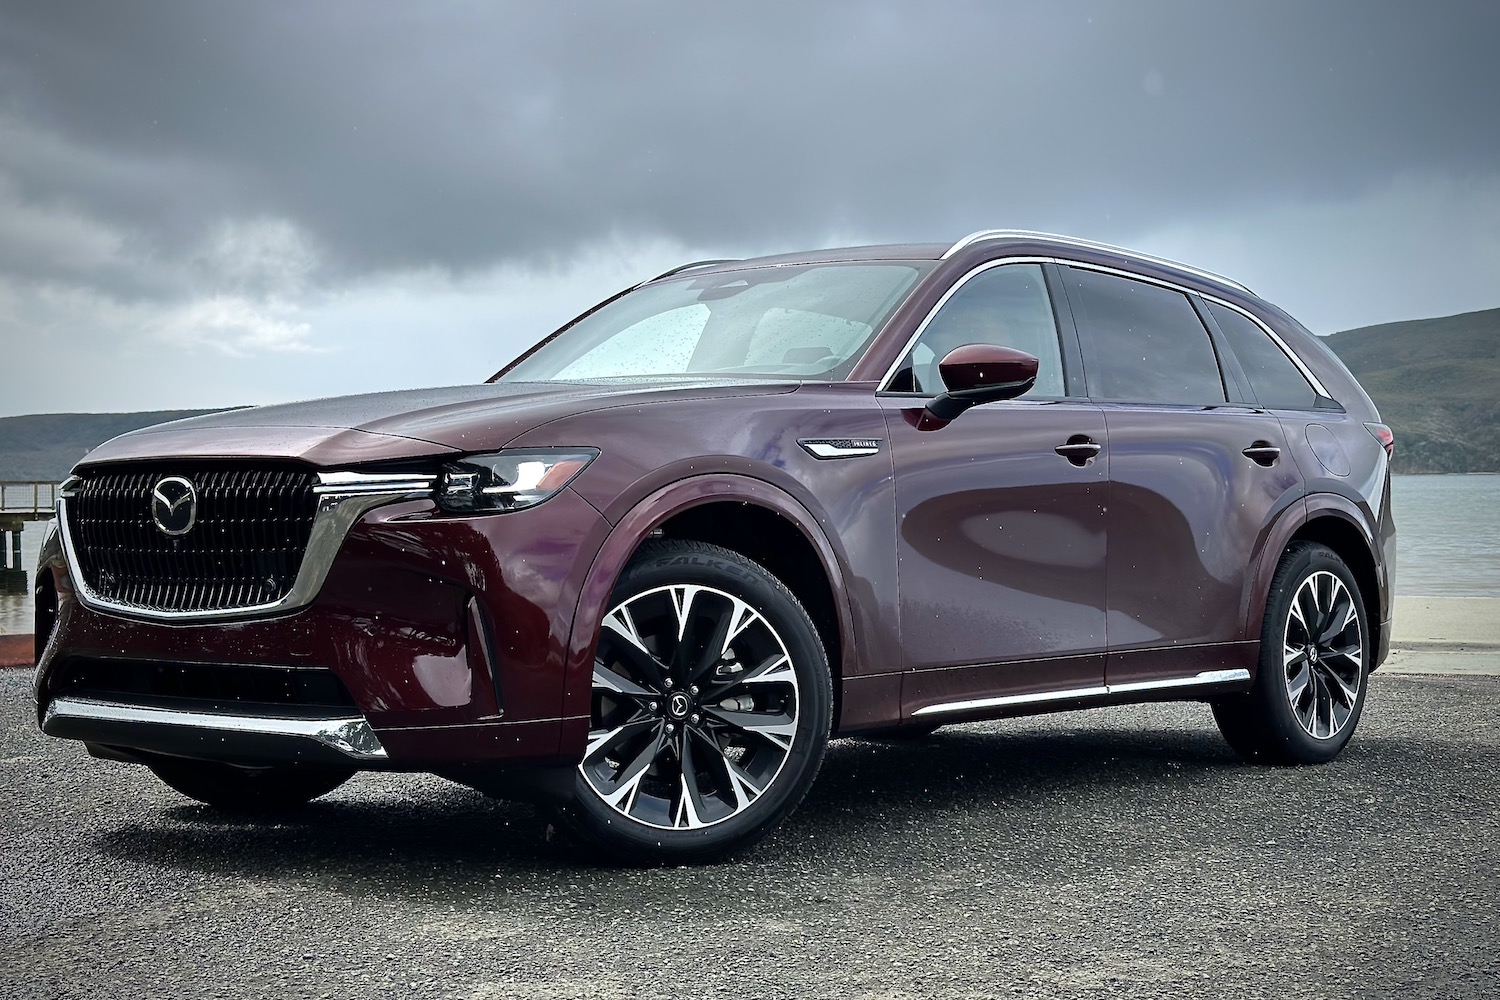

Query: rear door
[881,261,1110,718]
[1059,264,1303,688]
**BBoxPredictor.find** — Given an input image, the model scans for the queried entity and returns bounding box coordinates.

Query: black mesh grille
[53,658,358,716]
[66,463,318,613]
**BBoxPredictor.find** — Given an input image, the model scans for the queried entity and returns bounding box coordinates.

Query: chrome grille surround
[58,467,434,622]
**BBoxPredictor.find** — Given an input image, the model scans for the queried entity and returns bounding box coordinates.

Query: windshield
[497,261,930,382]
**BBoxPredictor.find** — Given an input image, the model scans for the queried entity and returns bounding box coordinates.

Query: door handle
[1055,436,1102,466]
[1242,442,1281,466]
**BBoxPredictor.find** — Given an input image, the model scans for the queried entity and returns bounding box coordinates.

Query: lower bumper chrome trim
[912,668,1252,717]
[42,697,388,761]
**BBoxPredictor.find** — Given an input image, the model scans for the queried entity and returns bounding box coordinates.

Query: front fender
[557,474,856,755]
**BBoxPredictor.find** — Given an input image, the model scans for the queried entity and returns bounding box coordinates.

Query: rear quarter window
[1207,302,1318,410]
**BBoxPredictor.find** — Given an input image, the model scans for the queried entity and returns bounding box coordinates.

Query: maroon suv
[34,230,1395,862]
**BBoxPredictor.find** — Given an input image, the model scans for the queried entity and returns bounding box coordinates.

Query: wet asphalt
[2,667,1497,1000]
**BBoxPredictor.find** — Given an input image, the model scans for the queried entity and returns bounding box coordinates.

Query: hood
[76,378,797,470]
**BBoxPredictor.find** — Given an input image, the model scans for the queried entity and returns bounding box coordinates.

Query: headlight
[436,449,598,513]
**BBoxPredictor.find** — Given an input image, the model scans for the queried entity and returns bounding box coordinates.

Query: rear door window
[1207,302,1319,410]
[1063,267,1227,404]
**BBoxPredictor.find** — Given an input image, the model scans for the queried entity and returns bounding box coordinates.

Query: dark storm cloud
[2,0,1497,295]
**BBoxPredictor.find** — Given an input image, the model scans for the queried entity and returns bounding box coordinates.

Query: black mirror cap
[924,344,1039,422]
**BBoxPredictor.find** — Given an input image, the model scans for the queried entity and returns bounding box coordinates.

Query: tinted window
[1064,267,1226,404]
[1208,302,1318,410]
[893,263,1065,396]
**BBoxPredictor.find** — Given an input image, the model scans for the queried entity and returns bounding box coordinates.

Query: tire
[1212,542,1370,764]
[147,757,355,811]
[559,539,833,863]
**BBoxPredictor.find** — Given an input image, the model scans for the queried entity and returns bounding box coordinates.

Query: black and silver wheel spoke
[581,583,800,831]
[1282,570,1363,741]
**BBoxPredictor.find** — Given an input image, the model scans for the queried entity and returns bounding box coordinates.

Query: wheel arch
[560,475,855,746]
[1247,493,1386,679]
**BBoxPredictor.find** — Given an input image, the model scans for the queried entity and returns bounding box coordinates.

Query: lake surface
[2,473,1496,635]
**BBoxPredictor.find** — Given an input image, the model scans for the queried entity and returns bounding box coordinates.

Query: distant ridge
[1323,306,1500,474]
[0,410,227,481]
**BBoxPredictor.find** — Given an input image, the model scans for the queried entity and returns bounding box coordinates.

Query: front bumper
[35,487,610,770]
[43,696,387,766]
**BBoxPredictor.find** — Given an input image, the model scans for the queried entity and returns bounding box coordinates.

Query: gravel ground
[2,667,1497,1000]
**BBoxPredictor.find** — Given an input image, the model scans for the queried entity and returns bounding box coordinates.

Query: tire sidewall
[565,542,832,861]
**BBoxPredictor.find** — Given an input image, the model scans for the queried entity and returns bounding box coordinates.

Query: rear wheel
[147,758,354,811]
[1213,542,1369,764]
[560,540,832,864]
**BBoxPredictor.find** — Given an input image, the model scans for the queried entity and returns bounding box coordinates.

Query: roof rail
[642,259,741,284]
[942,229,1251,293]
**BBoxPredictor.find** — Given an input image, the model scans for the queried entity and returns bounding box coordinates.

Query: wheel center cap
[667,691,692,720]
[1307,644,1320,665]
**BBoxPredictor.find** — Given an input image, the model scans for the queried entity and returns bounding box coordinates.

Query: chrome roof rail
[941,230,1251,293]
[642,259,741,284]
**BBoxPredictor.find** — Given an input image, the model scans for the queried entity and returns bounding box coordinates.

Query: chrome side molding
[43,697,388,760]
[912,668,1252,717]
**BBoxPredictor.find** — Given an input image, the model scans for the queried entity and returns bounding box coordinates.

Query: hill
[0,410,226,482]
[1322,306,1500,474]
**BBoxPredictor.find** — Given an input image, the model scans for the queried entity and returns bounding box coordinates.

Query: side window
[1064,267,1227,404]
[892,263,1065,397]
[1207,302,1318,410]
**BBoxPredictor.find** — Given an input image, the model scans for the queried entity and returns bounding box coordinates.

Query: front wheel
[560,540,832,863]
[1213,541,1370,764]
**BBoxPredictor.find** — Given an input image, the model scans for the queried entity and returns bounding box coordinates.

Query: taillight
[1365,422,1395,457]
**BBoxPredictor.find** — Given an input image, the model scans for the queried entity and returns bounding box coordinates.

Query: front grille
[53,657,358,717]
[66,463,318,613]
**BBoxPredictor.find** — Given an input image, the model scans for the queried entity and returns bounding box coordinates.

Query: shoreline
[3,595,1495,673]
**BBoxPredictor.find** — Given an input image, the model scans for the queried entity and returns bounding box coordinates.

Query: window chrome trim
[882,254,1332,401]
[43,696,388,760]
[57,470,436,623]
[911,668,1251,717]
[943,229,1252,293]
[1196,293,1333,400]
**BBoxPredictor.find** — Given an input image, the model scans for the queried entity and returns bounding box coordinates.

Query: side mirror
[925,344,1039,422]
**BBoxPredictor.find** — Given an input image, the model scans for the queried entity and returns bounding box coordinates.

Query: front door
[880,261,1109,717]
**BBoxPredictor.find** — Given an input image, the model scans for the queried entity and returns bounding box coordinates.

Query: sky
[0,0,1497,416]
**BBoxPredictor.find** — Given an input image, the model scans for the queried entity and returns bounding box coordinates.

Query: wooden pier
[0,481,56,593]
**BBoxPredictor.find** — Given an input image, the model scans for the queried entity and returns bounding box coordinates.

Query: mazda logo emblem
[151,476,198,536]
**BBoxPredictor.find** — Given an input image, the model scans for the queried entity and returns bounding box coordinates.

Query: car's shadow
[88,720,1423,905]
[90,710,1464,905]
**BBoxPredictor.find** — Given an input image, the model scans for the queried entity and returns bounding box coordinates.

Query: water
[1391,474,1500,598]
[1,524,43,634]
[2,474,1496,636]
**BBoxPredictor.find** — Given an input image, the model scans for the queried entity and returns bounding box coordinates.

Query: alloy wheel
[1282,570,1364,740]
[581,584,801,831]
